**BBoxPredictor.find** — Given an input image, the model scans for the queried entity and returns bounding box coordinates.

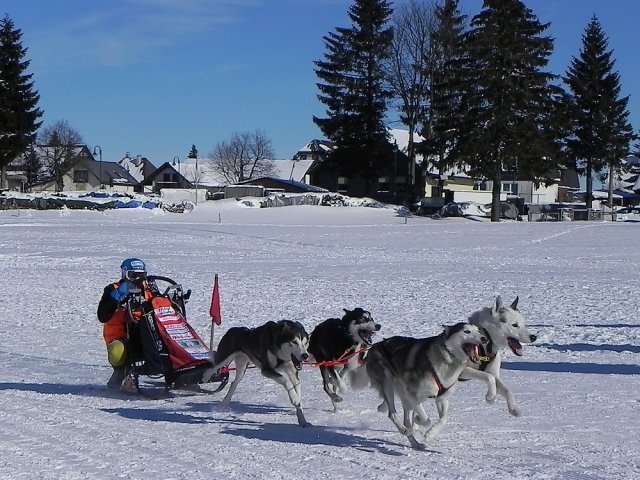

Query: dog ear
[493,296,503,313]
[510,296,519,310]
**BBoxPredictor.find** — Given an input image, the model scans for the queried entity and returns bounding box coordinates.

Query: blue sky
[3,0,639,165]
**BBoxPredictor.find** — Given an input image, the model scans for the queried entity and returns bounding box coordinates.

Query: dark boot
[107,366,126,389]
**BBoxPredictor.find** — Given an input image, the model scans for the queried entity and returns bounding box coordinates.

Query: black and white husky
[461,295,537,417]
[308,308,381,409]
[365,323,495,450]
[202,320,312,427]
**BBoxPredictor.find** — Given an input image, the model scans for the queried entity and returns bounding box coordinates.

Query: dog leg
[382,377,408,436]
[335,367,350,394]
[264,365,312,427]
[423,396,450,442]
[223,356,249,406]
[461,366,497,403]
[495,377,522,417]
[400,402,428,451]
[321,367,343,406]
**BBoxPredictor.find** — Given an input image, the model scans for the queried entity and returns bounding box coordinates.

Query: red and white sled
[122,275,228,392]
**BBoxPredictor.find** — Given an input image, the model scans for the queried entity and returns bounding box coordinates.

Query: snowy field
[1,199,638,479]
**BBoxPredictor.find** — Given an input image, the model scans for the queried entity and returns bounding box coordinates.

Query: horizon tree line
[1,2,638,217]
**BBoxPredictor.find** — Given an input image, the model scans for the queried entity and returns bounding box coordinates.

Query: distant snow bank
[1,189,409,215]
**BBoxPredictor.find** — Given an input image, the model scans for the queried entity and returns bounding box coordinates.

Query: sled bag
[140,296,211,374]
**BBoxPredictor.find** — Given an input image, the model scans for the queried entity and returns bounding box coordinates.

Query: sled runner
[121,275,228,393]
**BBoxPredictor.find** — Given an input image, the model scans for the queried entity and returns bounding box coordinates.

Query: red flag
[209,274,222,325]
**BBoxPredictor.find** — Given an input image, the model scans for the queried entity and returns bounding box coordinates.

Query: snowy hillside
[0,200,638,479]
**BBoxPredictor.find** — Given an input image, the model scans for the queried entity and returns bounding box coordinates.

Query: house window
[338,176,348,193]
[300,154,307,160]
[73,170,88,183]
[502,183,519,194]
[378,177,389,192]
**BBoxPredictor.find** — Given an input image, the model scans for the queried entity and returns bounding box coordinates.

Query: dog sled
[120,275,228,393]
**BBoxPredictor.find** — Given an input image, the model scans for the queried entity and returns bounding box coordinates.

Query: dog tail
[346,365,370,390]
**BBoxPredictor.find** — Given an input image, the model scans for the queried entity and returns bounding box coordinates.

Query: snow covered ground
[1,199,638,479]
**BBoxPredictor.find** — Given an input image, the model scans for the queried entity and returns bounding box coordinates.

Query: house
[422,160,580,207]
[10,144,140,193]
[143,162,192,192]
[32,157,140,193]
[118,154,156,185]
[301,134,424,205]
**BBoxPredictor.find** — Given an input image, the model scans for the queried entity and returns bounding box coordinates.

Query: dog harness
[427,363,451,397]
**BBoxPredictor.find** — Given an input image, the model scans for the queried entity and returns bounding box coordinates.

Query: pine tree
[0,15,43,188]
[419,0,468,196]
[188,145,198,159]
[563,16,635,208]
[313,0,394,196]
[456,0,560,221]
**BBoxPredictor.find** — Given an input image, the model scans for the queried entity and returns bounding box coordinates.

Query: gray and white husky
[461,295,537,417]
[365,323,496,450]
[202,319,312,427]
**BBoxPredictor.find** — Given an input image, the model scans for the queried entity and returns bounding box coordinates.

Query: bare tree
[207,130,276,184]
[182,163,204,186]
[385,0,437,203]
[38,119,84,192]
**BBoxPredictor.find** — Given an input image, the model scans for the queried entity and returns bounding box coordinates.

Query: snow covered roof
[272,159,314,181]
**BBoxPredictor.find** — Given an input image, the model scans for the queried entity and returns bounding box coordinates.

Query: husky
[366,323,496,450]
[461,296,537,417]
[202,319,312,427]
[308,308,381,409]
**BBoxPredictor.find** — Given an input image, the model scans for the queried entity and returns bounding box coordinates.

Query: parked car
[615,206,640,222]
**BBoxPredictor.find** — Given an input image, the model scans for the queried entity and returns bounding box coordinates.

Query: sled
[121,275,228,393]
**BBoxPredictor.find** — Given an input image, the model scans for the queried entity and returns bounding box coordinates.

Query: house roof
[293,139,335,157]
[272,159,314,181]
[83,159,139,186]
[144,162,192,186]
[118,155,154,183]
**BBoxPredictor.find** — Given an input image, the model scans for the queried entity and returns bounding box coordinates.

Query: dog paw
[485,393,497,404]
[409,438,427,451]
[377,402,388,413]
[331,394,343,403]
[508,405,522,417]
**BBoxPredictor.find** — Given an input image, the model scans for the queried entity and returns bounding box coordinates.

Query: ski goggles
[126,271,147,282]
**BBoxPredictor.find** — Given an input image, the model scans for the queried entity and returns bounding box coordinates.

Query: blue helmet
[120,258,147,282]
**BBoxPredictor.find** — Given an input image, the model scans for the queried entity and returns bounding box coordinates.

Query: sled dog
[202,320,312,427]
[308,308,381,409]
[366,323,496,450]
[461,295,537,417]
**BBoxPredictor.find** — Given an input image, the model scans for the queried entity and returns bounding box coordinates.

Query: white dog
[461,295,537,417]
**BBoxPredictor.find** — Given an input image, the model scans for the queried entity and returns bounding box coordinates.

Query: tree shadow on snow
[0,381,196,401]
[504,361,640,375]
[537,342,640,354]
